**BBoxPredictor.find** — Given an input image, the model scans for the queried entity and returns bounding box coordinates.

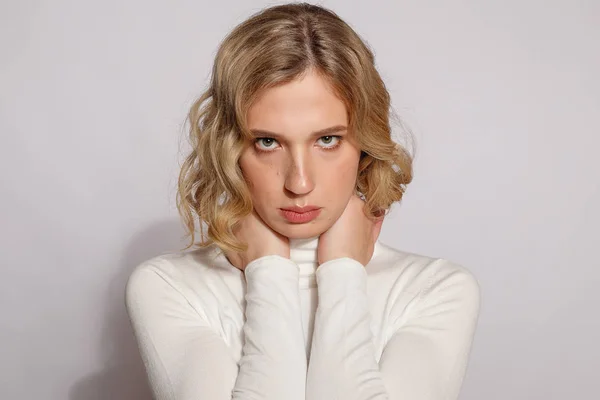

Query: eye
[317,135,342,150]
[255,137,280,152]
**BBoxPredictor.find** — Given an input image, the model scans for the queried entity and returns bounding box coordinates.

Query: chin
[273,221,328,239]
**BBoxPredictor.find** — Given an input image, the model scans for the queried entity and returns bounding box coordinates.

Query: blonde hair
[177,2,414,254]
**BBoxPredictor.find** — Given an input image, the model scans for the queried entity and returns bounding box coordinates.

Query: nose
[284,149,315,196]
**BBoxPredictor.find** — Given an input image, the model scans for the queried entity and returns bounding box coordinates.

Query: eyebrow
[249,125,348,140]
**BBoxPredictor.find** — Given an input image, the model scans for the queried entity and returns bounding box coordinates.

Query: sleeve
[125,255,307,400]
[305,257,481,400]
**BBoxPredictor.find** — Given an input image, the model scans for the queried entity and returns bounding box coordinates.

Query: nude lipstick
[280,205,322,223]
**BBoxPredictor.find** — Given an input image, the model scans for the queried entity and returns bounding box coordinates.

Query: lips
[280,205,321,213]
[280,206,322,223]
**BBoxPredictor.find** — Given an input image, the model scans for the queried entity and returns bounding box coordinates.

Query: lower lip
[280,208,322,223]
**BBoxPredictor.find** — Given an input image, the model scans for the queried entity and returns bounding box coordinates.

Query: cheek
[324,154,359,191]
[240,156,281,201]
[319,153,360,213]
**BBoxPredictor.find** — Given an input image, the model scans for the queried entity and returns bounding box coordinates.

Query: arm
[125,255,307,400]
[305,258,481,400]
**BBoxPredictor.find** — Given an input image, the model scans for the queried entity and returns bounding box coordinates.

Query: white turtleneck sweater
[125,236,480,400]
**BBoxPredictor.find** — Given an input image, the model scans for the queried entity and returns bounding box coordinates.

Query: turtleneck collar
[290,235,382,289]
[215,234,382,288]
[289,235,320,288]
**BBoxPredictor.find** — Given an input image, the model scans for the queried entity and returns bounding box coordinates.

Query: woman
[125,3,480,400]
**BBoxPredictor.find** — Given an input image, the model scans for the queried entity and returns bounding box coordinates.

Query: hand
[224,209,290,271]
[318,194,384,266]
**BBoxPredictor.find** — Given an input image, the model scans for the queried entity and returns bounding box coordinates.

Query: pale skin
[225,68,384,270]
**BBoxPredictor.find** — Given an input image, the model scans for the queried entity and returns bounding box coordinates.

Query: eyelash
[254,136,343,153]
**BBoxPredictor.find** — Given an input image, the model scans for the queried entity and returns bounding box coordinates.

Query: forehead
[246,71,348,140]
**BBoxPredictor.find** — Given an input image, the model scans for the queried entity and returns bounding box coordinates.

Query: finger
[372,216,384,242]
[366,207,385,223]
[374,207,385,219]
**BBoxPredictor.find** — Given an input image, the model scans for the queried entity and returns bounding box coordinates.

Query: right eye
[255,138,280,152]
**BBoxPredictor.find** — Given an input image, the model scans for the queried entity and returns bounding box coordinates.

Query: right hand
[224,209,290,271]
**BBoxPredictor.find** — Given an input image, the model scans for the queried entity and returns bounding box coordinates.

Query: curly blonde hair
[177,2,415,254]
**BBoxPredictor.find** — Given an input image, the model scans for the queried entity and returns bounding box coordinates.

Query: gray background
[1,0,598,399]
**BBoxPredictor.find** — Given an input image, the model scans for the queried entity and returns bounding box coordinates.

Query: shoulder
[125,244,232,292]
[125,244,243,318]
[370,241,481,313]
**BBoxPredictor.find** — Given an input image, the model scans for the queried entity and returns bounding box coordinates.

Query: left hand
[318,194,385,266]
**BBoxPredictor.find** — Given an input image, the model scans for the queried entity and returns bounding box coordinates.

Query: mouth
[281,205,321,213]
[279,206,322,223]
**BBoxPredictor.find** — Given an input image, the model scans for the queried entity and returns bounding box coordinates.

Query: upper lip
[281,205,321,213]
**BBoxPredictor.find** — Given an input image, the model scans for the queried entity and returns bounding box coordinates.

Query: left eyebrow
[249,125,348,140]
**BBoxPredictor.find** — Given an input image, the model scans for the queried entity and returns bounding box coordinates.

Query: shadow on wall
[69,219,190,400]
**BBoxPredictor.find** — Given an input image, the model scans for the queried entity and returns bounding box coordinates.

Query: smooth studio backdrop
[1,1,598,399]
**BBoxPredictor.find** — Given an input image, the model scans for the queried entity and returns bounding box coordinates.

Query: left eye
[317,136,340,148]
